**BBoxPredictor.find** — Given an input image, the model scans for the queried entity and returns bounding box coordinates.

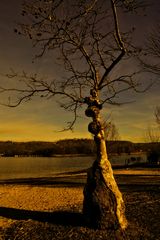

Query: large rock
[83,162,127,230]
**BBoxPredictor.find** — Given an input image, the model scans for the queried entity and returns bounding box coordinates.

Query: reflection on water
[0,156,95,180]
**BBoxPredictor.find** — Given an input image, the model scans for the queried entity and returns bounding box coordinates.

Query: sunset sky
[0,0,159,143]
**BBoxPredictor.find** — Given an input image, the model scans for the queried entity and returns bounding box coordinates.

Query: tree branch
[98,0,126,89]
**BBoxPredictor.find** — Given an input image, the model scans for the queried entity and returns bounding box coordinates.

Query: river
[0,156,95,180]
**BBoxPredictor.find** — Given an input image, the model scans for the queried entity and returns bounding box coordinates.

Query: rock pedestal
[83,161,126,230]
[83,89,128,231]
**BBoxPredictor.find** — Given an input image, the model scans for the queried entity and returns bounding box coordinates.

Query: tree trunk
[83,91,127,231]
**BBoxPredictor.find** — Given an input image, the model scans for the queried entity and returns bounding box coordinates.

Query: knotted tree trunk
[83,90,127,231]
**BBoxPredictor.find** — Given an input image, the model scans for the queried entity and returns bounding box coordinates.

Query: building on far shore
[109,152,147,166]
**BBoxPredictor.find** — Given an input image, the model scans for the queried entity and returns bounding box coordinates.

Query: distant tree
[145,125,160,143]
[140,20,160,141]
[144,107,160,164]
[33,147,55,157]
[139,24,160,75]
[103,121,120,141]
[0,0,153,232]
[147,148,160,165]
[144,106,160,143]
[56,138,95,154]
[139,23,160,143]
[155,106,160,125]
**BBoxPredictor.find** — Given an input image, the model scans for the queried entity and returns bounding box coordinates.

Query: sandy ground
[0,169,160,230]
[0,170,159,240]
[0,185,83,229]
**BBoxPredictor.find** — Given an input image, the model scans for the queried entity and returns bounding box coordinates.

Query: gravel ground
[0,175,160,240]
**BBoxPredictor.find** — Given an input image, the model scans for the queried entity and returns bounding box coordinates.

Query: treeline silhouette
[0,139,159,160]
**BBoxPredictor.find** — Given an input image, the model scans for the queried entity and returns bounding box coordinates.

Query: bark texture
[83,90,127,230]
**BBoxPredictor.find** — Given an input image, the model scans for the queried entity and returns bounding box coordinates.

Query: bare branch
[98,0,126,89]
[145,125,160,143]
[155,106,160,125]
[1,0,154,129]
[0,71,81,108]
[59,101,79,132]
[138,24,160,76]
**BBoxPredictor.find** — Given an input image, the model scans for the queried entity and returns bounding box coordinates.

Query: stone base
[83,164,123,230]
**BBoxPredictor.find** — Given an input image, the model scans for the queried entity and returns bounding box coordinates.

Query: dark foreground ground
[0,171,160,240]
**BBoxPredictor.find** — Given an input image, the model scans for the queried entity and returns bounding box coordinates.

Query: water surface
[0,156,95,180]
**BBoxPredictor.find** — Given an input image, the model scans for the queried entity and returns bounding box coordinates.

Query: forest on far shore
[0,139,159,162]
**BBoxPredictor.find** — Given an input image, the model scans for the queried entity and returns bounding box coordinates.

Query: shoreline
[0,168,160,185]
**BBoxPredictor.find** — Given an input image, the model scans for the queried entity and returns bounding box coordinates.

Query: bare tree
[155,106,160,125]
[144,106,160,143]
[138,23,160,76]
[104,121,120,141]
[145,125,160,143]
[0,0,151,232]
